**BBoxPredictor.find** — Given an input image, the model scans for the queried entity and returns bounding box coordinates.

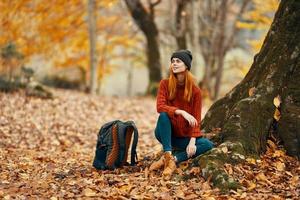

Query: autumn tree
[124,0,162,94]
[189,0,300,190]
[196,0,250,100]
[1,1,139,94]
[0,42,23,81]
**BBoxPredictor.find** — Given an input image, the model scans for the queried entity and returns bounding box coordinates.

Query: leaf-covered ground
[0,89,299,199]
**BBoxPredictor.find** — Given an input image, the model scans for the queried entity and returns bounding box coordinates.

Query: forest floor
[0,89,299,199]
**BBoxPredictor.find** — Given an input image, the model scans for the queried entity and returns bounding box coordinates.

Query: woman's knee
[158,112,170,123]
[196,138,214,150]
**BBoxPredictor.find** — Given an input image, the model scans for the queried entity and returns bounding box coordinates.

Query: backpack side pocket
[105,124,119,169]
[93,143,107,170]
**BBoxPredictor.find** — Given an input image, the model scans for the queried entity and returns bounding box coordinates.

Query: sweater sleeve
[190,89,202,137]
[156,80,178,117]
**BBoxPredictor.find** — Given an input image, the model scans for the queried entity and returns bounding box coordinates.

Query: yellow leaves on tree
[0,0,140,81]
[237,0,279,53]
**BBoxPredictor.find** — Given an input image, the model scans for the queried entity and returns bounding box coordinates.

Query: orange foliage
[0,0,140,80]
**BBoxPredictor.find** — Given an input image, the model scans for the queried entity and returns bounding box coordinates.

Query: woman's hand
[186,137,196,158]
[179,110,198,127]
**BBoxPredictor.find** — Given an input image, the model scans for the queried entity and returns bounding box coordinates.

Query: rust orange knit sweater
[156,79,202,138]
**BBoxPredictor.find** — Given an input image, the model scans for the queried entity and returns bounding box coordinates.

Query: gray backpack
[92,120,138,170]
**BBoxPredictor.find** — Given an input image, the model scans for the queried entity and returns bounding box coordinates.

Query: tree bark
[189,0,300,191]
[124,0,162,95]
[87,0,97,94]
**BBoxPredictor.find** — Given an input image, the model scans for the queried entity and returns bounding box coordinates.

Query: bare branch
[148,0,161,19]
[224,0,250,52]
[150,0,162,7]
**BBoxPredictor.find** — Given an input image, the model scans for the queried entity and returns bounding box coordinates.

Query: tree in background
[196,0,250,100]
[0,42,23,81]
[88,0,97,94]
[0,0,140,94]
[124,0,162,95]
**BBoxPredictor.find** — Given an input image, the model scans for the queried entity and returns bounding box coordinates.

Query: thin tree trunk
[127,65,133,96]
[87,0,97,94]
[201,55,215,99]
[213,0,227,100]
[124,0,162,95]
[214,54,224,100]
[146,33,161,94]
[175,0,188,50]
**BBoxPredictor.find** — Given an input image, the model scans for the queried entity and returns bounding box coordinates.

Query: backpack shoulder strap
[125,121,139,165]
[98,120,119,135]
[116,121,127,165]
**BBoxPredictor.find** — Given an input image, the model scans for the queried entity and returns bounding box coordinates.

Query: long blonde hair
[168,67,196,102]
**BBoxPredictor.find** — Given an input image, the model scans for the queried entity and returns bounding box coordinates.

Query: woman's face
[171,58,187,74]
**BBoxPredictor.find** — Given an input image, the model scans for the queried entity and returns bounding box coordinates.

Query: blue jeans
[155,112,214,163]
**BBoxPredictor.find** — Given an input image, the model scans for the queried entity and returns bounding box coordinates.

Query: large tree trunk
[124,0,162,95]
[191,0,300,191]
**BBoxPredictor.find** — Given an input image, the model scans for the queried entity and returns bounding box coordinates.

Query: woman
[149,49,214,179]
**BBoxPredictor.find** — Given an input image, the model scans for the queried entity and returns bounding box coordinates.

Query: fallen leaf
[267,140,276,150]
[246,180,256,191]
[179,161,189,170]
[274,161,285,171]
[175,189,185,199]
[119,184,132,193]
[201,181,211,190]
[256,172,267,182]
[256,172,274,186]
[289,175,299,186]
[185,194,198,200]
[224,163,233,175]
[159,192,172,199]
[285,171,293,177]
[248,87,257,97]
[273,95,281,108]
[204,197,216,200]
[82,188,97,197]
[273,150,285,157]
[240,192,247,198]
[144,167,149,179]
[273,108,281,121]
[3,195,11,200]
[189,167,201,175]
[246,158,256,165]
[221,146,228,154]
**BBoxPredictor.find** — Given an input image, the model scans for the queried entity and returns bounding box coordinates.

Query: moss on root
[199,158,240,192]
[180,142,249,192]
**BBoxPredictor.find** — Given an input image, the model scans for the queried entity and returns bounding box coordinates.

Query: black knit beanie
[170,49,193,70]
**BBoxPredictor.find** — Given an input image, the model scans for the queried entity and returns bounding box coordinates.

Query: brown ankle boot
[149,155,165,171]
[162,152,176,179]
